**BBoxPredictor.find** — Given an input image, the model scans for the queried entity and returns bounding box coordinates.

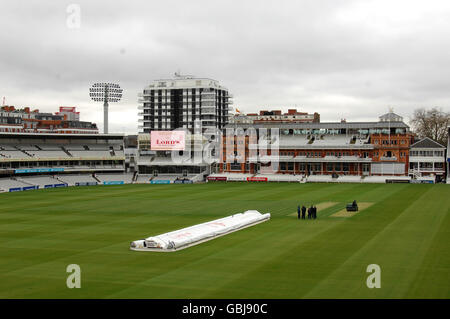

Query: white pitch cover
[130,210,270,252]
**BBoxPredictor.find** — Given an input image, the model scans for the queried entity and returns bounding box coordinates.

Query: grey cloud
[0,0,449,134]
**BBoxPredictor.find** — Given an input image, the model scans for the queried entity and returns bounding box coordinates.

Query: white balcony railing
[410,167,445,172]
[380,156,397,161]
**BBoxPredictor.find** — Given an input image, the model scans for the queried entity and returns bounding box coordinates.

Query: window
[230,161,241,171]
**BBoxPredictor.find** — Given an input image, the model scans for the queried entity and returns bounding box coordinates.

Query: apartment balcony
[201,109,216,115]
[380,156,397,161]
[409,156,446,163]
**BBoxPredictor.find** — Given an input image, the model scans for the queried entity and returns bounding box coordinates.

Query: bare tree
[410,107,450,146]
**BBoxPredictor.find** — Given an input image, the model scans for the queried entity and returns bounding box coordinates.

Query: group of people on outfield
[297,205,317,219]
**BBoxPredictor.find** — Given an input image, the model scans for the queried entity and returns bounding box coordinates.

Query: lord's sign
[151,131,185,151]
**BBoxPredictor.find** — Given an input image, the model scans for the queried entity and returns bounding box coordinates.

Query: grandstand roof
[224,121,409,130]
[0,132,124,144]
[0,132,124,138]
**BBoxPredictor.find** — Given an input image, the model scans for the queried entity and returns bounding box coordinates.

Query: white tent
[130,210,270,252]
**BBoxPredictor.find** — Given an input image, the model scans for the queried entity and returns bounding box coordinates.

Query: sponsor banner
[75,182,98,186]
[45,184,67,188]
[411,179,434,184]
[173,180,193,184]
[15,168,65,174]
[103,181,124,185]
[150,180,171,184]
[247,177,268,182]
[9,187,22,192]
[386,179,410,184]
[227,176,247,182]
[150,131,185,151]
[23,186,39,191]
[207,176,227,181]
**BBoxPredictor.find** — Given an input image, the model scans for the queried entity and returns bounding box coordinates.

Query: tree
[410,107,450,146]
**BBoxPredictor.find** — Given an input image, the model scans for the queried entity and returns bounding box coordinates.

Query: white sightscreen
[371,163,405,175]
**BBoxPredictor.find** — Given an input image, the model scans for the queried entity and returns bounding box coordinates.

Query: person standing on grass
[297,205,301,219]
[307,206,311,219]
[313,206,317,219]
[301,205,306,219]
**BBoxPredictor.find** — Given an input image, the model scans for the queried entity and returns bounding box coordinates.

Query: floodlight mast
[89,83,123,134]
[104,85,109,134]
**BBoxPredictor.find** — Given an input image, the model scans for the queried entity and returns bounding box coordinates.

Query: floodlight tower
[89,83,123,134]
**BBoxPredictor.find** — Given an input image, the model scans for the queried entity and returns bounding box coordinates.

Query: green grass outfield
[0,182,449,298]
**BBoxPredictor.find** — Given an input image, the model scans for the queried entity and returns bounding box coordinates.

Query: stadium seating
[56,174,98,186]
[0,141,124,160]
[0,178,31,191]
[0,145,17,151]
[152,175,179,182]
[95,173,134,183]
[306,175,334,183]
[136,174,152,183]
[88,145,111,151]
[37,145,64,151]
[64,145,87,151]
[15,144,40,151]
[0,150,30,159]
[187,173,205,182]
[27,150,71,159]
[69,150,113,158]
[16,175,62,187]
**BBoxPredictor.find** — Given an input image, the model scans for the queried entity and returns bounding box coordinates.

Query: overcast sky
[1,0,450,134]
